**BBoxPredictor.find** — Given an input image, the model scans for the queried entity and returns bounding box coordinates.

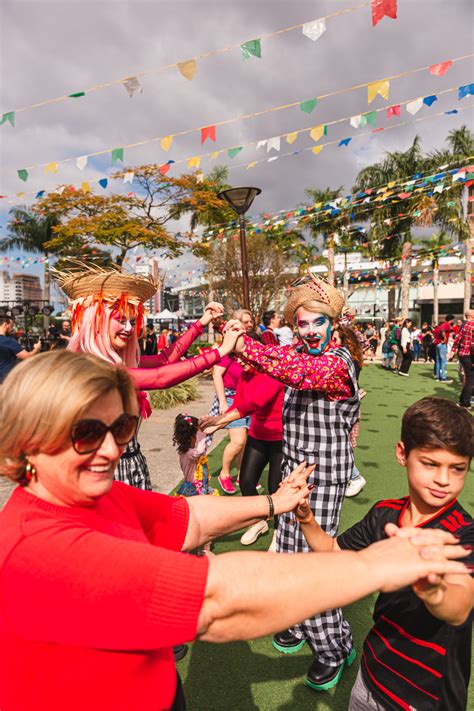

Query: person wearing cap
[53,266,237,491]
[227,273,361,692]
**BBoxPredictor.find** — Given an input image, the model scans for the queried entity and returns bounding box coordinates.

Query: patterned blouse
[239,336,352,401]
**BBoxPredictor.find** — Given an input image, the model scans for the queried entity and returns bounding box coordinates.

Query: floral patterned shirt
[239,336,352,401]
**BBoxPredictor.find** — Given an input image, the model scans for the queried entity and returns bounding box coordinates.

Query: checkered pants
[276,470,353,666]
[115,436,152,490]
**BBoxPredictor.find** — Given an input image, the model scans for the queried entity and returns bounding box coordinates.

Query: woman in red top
[201,368,284,546]
[0,350,468,711]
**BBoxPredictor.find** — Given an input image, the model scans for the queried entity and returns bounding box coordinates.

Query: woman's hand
[359,525,471,593]
[222,319,246,354]
[200,302,224,327]
[272,462,315,515]
[295,497,313,524]
[199,415,223,434]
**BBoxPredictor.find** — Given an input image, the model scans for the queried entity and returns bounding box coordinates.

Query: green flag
[69,92,86,98]
[227,147,243,158]
[1,111,15,127]
[111,147,124,164]
[241,39,262,61]
[17,169,28,182]
[364,111,377,127]
[299,98,317,114]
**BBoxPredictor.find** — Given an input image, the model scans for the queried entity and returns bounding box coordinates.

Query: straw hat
[284,272,345,324]
[53,264,157,305]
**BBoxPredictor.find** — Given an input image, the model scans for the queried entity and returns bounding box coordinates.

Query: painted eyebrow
[419,455,467,467]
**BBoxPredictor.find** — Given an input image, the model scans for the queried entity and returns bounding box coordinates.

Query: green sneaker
[305,648,356,691]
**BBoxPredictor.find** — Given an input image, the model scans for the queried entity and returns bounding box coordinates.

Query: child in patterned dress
[173,414,219,498]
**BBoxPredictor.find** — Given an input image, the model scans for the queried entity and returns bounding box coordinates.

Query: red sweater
[0,483,208,711]
[229,370,284,440]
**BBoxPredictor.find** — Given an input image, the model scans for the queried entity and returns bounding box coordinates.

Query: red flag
[387,104,401,119]
[372,0,397,27]
[159,163,171,175]
[429,60,453,77]
[201,125,216,144]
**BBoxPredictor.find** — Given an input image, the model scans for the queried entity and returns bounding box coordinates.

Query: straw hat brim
[54,269,157,304]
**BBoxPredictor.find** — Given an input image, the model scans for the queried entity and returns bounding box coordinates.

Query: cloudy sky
[0,0,473,286]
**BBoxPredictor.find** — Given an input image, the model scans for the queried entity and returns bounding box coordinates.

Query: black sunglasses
[70,414,139,455]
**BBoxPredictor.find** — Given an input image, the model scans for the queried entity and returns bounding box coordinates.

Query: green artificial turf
[176,363,474,711]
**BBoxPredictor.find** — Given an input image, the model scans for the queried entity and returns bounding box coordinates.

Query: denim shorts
[225,395,250,429]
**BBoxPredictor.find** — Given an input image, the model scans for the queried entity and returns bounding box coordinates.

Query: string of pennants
[8,57,473,182]
[1,1,402,126]
[3,103,473,208]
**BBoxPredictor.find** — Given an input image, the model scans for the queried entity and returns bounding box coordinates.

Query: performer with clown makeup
[228,272,360,692]
[54,265,241,491]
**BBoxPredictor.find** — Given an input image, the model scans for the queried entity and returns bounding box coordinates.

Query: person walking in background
[421,321,434,362]
[0,316,41,383]
[411,323,421,361]
[399,318,413,377]
[157,328,169,352]
[274,319,294,346]
[261,310,281,346]
[433,313,455,383]
[364,323,378,362]
[389,317,403,372]
[141,323,158,356]
[449,309,474,410]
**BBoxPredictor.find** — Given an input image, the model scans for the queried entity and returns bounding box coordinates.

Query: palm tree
[305,186,353,285]
[427,126,474,313]
[2,206,60,329]
[416,232,453,325]
[354,137,427,319]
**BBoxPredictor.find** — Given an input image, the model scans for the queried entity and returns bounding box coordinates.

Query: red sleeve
[139,321,203,368]
[112,482,189,549]
[3,516,208,650]
[231,373,283,418]
[128,348,221,390]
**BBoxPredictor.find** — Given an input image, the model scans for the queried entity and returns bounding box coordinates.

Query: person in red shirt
[449,309,474,409]
[433,313,455,383]
[0,351,469,711]
[200,367,284,546]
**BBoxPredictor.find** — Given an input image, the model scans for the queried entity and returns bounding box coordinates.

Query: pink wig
[68,302,140,369]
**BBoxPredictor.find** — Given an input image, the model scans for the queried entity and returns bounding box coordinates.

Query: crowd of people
[0,266,472,711]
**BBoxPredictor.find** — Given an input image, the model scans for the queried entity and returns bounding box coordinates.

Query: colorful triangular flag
[310,124,327,142]
[161,135,173,151]
[17,169,28,182]
[387,104,400,118]
[201,125,216,144]
[372,0,398,27]
[338,138,352,147]
[367,80,389,104]
[111,148,124,164]
[99,178,108,189]
[458,83,474,100]
[312,145,324,156]
[81,181,92,194]
[302,18,326,42]
[177,60,197,80]
[286,132,298,144]
[44,162,59,174]
[351,115,362,128]
[406,98,423,115]
[429,61,452,77]
[228,147,243,158]
[76,155,88,170]
[187,156,201,169]
[267,136,281,152]
[241,39,262,61]
[122,76,143,98]
[123,172,134,184]
[1,111,15,127]
[300,98,317,114]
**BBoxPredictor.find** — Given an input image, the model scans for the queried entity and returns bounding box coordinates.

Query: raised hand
[200,301,224,327]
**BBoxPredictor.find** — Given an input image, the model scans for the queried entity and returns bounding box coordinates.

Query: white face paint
[296,307,332,355]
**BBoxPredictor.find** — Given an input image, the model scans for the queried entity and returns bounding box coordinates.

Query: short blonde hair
[0,350,137,485]
[232,309,252,321]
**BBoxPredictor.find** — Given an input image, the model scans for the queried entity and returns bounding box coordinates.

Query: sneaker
[440,379,453,384]
[345,475,366,498]
[398,371,409,377]
[305,648,356,691]
[240,520,269,545]
[218,476,236,495]
[273,630,305,654]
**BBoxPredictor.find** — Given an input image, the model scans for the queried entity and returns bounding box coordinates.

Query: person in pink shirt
[201,368,284,546]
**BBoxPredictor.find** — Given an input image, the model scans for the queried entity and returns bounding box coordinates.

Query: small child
[173,413,219,498]
[296,396,473,710]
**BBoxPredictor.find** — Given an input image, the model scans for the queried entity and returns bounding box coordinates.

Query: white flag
[350,115,362,128]
[406,98,423,115]
[123,171,134,184]
[76,155,88,170]
[256,140,267,150]
[266,136,281,152]
[123,76,143,98]
[302,18,327,42]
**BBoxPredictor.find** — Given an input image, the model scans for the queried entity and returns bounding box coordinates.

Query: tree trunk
[464,184,474,314]
[207,288,215,342]
[400,241,412,320]
[327,236,335,285]
[43,257,51,332]
[388,286,396,320]
[342,252,349,298]
[433,261,439,325]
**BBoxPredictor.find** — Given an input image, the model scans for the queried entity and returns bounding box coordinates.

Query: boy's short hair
[401,396,473,458]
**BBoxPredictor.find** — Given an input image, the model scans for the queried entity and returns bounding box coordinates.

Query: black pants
[399,348,413,375]
[170,674,186,710]
[240,436,283,527]
[459,355,474,407]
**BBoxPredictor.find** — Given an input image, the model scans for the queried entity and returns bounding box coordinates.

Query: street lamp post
[217,186,261,311]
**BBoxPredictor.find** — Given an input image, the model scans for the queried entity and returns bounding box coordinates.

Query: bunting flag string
[9,75,471,180]
[1,2,373,123]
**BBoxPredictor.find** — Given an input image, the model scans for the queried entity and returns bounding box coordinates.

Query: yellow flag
[246,161,257,169]
[210,151,220,160]
[81,181,92,193]
[367,80,389,104]
[312,145,324,156]
[187,156,201,169]
[177,60,197,81]
[310,125,325,143]
[286,131,298,144]
[16,192,25,198]
[387,181,396,188]
[161,135,173,151]
[44,162,59,174]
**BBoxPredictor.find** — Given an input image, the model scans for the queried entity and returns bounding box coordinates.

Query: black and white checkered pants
[276,475,353,666]
[115,435,152,490]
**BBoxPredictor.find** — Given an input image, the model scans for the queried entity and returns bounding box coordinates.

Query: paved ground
[0,376,225,508]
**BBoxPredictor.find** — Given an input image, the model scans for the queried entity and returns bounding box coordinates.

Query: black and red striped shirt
[338,496,473,711]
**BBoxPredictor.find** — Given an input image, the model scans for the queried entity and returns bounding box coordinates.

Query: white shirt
[401,327,411,349]
[274,326,294,346]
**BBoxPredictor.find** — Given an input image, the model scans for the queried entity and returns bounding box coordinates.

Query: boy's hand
[295,498,313,524]
[412,576,447,606]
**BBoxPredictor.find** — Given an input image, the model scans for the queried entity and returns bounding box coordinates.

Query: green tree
[415,232,453,325]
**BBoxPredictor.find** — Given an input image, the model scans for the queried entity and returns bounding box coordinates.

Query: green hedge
[149,378,199,410]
